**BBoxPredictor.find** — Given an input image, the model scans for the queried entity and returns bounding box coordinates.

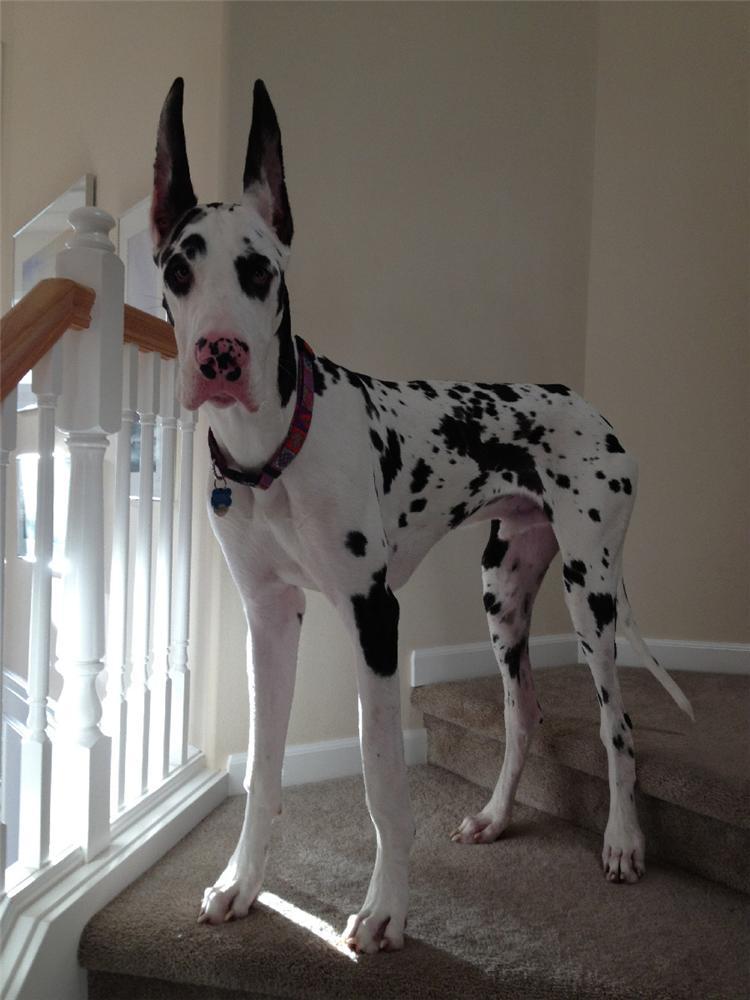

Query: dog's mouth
[181,372,258,412]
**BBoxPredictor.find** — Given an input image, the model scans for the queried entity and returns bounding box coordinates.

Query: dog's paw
[198,871,263,925]
[601,824,646,884]
[344,910,406,954]
[450,809,509,845]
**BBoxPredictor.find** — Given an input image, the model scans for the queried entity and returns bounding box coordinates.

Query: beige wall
[212,0,597,758]
[1,2,747,770]
[585,2,750,643]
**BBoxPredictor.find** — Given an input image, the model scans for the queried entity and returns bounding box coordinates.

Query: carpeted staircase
[80,665,750,999]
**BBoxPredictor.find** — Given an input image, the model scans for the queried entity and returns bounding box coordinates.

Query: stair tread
[413,666,750,829]
[80,765,749,1000]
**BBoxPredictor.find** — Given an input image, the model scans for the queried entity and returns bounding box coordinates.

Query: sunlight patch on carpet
[257,891,359,961]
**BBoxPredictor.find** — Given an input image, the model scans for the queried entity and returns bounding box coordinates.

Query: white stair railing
[0,205,200,894]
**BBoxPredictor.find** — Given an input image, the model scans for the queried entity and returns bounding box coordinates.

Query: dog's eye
[172,263,191,284]
[252,267,271,286]
[165,257,193,296]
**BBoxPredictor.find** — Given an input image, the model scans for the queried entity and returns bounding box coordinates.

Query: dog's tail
[617,580,695,721]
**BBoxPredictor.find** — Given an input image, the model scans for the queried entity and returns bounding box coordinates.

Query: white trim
[409,634,750,687]
[611,637,750,675]
[0,758,227,1000]
[410,634,578,687]
[226,728,428,796]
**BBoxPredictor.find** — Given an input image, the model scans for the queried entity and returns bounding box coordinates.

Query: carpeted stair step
[80,765,749,1000]
[412,666,750,894]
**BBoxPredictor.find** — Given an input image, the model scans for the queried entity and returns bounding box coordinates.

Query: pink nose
[194,334,249,382]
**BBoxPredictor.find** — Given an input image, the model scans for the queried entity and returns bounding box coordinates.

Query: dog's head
[151,78,294,413]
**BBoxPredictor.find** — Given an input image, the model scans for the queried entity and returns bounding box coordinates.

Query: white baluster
[18,342,62,869]
[54,207,122,861]
[104,343,139,812]
[149,358,178,784]
[127,351,159,801]
[0,389,18,894]
[169,405,197,768]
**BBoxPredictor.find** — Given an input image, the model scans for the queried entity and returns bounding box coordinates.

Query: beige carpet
[82,764,750,1000]
[415,667,750,893]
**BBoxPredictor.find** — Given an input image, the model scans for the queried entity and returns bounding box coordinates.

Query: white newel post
[149,358,178,784]
[0,389,18,893]
[18,342,63,869]
[105,343,139,811]
[169,405,197,768]
[127,351,159,801]
[54,207,123,861]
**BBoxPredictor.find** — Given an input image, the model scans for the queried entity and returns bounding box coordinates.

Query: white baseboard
[1,758,227,1000]
[612,637,750,674]
[410,634,578,687]
[226,727,428,796]
[410,634,749,686]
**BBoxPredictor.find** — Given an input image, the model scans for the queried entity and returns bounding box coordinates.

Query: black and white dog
[151,79,692,953]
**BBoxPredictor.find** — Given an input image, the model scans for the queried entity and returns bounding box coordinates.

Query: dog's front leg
[199,585,304,925]
[337,576,414,954]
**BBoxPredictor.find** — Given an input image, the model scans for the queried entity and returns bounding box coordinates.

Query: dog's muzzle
[185,333,254,410]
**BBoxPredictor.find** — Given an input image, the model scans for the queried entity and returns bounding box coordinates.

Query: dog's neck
[205,336,299,474]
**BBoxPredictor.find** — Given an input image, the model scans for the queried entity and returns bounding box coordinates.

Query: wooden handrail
[1,278,177,403]
[124,304,177,359]
[1,278,95,402]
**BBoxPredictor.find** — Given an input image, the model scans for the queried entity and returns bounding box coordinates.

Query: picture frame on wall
[12,174,96,411]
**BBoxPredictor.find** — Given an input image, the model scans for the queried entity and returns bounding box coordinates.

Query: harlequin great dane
[151,78,693,954]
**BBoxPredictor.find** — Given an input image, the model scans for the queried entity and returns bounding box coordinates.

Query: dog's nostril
[200,362,217,380]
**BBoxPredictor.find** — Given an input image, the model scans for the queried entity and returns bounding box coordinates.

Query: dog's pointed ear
[151,77,198,249]
[242,80,293,246]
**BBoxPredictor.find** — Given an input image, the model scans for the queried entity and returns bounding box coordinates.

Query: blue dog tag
[211,486,233,517]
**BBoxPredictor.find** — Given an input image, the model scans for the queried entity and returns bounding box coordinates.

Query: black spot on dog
[483,592,502,616]
[482,521,509,570]
[605,433,625,454]
[159,206,207,264]
[589,592,616,636]
[181,233,207,260]
[612,733,625,751]
[505,639,526,681]
[538,384,571,396]
[600,685,609,703]
[563,559,587,591]
[345,531,367,557]
[351,567,399,677]
[589,508,601,522]
[609,479,621,493]
[410,497,427,513]
[408,380,438,399]
[312,359,327,397]
[624,712,633,729]
[513,412,547,447]
[556,474,571,489]
[370,429,383,453]
[410,457,433,494]
[275,278,295,406]
[398,512,408,528]
[595,470,606,480]
[622,478,632,495]
[379,428,402,494]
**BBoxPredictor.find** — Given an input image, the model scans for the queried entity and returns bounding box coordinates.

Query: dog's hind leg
[557,508,645,883]
[451,519,558,845]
